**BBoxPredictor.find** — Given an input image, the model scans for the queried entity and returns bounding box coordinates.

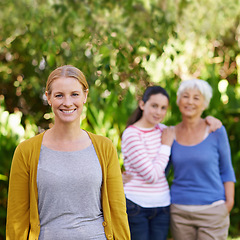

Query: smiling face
[46,77,88,125]
[178,88,205,118]
[139,93,169,128]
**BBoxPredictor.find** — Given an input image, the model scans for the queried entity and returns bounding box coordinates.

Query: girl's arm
[121,129,171,184]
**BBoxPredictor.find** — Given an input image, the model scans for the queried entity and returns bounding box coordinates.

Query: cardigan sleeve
[105,142,130,239]
[6,144,31,240]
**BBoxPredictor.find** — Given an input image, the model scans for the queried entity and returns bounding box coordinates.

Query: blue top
[170,126,236,205]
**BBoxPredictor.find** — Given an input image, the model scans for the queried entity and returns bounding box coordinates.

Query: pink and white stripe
[122,124,171,197]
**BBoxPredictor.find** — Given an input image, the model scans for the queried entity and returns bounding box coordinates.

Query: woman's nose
[63,96,72,106]
[187,97,193,104]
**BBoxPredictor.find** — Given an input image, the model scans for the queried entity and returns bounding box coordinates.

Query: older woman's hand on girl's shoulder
[205,116,222,132]
[161,126,175,147]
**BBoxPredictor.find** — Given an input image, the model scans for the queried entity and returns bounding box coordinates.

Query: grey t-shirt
[37,144,106,240]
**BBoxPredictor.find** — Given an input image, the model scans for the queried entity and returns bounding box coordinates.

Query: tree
[1,0,240,238]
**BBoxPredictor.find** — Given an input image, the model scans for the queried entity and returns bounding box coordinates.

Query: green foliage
[0,98,37,238]
[1,0,240,238]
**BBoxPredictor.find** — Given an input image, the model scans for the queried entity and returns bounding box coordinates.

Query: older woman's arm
[217,126,236,213]
[224,181,235,212]
[205,116,222,132]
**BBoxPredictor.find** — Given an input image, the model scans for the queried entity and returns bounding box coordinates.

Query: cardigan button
[102,221,107,226]
[107,235,113,239]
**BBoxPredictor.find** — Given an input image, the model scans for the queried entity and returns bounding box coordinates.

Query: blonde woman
[7,65,130,240]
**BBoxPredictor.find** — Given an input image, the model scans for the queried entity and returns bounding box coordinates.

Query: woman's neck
[43,123,91,151]
[180,116,204,130]
[49,125,83,141]
[176,117,208,146]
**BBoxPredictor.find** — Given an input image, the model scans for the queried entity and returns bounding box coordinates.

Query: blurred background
[0,0,240,239]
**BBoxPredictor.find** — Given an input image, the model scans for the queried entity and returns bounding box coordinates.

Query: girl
[121,86,174,240]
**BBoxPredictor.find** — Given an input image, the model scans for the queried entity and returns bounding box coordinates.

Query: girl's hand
[205,116,222,132]
[161,127,175,146]
[122,172,133,185]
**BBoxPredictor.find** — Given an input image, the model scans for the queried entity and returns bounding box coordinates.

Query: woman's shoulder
[87,131,113,145]
[86,131,117,157]
[17,132,44,149]
[210,125,228,140]
[13,132,44,160]
[212,125,226,134]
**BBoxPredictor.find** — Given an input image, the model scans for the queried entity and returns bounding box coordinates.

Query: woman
[121,86,175,240]
[6,65,130,240]
[170,79,236,240]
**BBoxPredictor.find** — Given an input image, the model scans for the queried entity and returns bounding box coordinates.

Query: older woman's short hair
[177,79,213,108]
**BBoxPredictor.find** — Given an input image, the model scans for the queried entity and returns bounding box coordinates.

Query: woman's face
[140,93,169,127]
[46,77,88,125]
[178,88,205,118]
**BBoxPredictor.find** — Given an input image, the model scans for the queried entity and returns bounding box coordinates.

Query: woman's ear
[84,89,89,103]
[45,91,51,106]
[139,100,145,111]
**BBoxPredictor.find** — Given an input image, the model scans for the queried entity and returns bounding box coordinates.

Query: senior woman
[170,79,236,240]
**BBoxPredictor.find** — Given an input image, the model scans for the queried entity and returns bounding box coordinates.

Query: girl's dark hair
[126,86,169,127]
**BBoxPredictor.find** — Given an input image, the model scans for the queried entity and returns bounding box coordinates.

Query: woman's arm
[224,181,235,212]
[217,126,236,212]
[205,116,222,132]
[6,145,30,240]
[106,143,131,239]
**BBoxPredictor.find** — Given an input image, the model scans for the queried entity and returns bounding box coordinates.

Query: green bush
[0,98,37,239]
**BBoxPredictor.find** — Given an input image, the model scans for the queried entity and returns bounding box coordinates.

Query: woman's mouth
[60,109,76,114]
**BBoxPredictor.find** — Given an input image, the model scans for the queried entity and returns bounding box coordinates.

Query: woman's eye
[72,93,79,97]
[55,94,62,98]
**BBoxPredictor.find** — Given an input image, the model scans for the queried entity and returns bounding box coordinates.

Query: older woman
[170,79,236,240]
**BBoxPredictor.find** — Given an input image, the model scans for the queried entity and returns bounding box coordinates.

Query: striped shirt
[121,123,171,208]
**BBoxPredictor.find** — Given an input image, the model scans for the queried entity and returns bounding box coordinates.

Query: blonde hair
[177,79,212,108]
[46,65,89,94]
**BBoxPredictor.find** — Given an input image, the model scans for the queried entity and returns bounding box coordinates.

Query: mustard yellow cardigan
[6,131,130,240]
